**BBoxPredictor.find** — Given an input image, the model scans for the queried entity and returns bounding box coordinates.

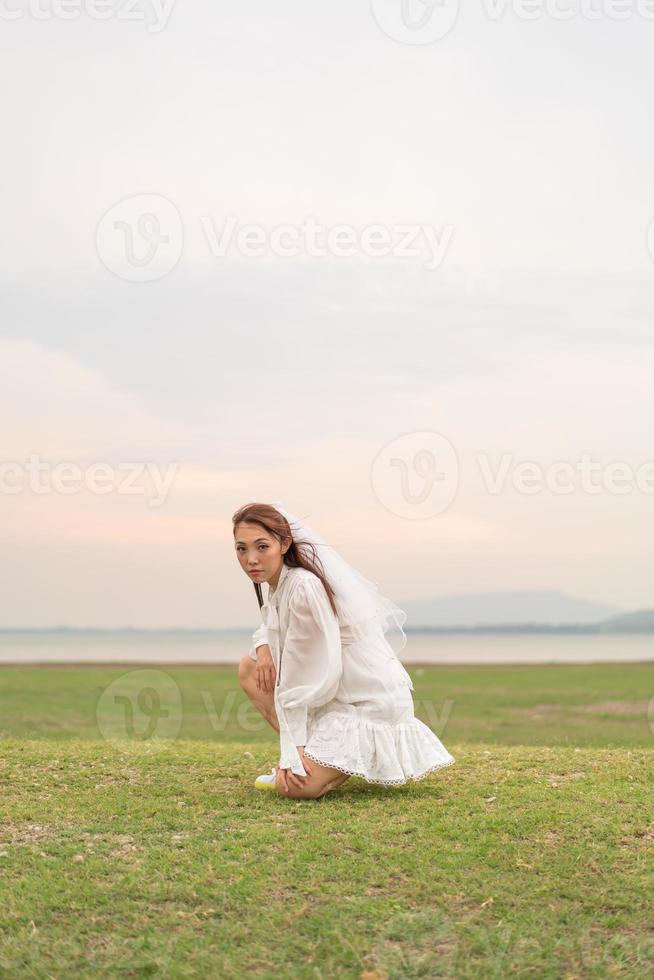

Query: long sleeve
[275,576,342,775]
[248,621,269,661]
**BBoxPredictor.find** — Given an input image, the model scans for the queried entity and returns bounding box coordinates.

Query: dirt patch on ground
[513,700,649,720]
[575,700,649,715]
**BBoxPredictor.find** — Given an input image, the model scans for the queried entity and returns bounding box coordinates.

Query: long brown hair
[232,503,338,617]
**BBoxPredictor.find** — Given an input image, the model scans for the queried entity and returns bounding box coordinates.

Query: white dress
[248,562,455,786]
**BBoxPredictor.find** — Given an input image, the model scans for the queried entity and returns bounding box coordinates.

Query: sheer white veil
[249,498,409,658]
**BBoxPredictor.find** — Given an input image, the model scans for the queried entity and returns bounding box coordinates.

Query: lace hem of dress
[301,709,455,786]
[302,752,456,787]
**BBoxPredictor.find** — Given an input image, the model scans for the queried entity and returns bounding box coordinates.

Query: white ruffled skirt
[302,688,455,787]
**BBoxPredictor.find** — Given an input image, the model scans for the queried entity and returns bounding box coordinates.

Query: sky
[1,1,653,627]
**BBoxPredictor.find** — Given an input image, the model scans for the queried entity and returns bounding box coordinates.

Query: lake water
[0,631,652,665]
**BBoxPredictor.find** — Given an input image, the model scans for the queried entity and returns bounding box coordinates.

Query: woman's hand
[276,747,313,794]
[254,644,277,693]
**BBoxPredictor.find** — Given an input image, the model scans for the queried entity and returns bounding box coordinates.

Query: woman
[234,501,455,800]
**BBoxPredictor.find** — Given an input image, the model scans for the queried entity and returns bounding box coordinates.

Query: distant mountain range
[399,591,654,633]
[399,590,620,628]
[1,592,653,634]
[403,609,654,635]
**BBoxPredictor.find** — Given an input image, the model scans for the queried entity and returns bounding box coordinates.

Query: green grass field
[1,662,653,978]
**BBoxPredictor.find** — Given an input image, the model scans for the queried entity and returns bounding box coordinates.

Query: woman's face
[234,522,288,587]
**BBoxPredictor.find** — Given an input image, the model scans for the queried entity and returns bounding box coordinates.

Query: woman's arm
[248,623,277,693]
[248,622,269,661]
[275,576,342,777]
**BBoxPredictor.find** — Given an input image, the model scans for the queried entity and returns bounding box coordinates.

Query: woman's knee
[238,653,255,690]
